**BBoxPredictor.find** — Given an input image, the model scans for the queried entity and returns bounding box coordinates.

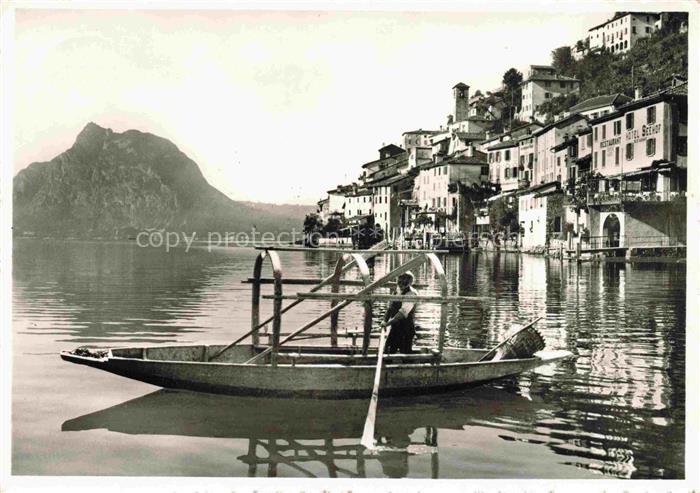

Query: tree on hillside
[502,68,523,93]
[501,68,523,126]
[551,46,576,76]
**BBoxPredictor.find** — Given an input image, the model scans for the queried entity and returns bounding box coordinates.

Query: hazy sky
[12,7,621,204]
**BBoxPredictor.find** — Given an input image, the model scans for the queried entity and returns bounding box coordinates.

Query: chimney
[634,87,643,100]
[467,144,475,157]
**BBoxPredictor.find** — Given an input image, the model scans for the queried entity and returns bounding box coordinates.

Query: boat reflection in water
[62,385,553,478]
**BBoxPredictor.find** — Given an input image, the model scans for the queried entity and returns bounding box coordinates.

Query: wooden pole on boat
[360,324,388,449]
[330,253,371,347]
[243,254,427,365]
[424,253,449,354]
[209,242,388,362]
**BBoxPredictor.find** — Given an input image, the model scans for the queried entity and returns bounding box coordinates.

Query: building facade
[519,65,580,120]
[532,114,588,185]
[587,12,661,55]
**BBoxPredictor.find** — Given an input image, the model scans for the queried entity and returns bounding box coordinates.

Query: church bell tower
[452,82,470,123]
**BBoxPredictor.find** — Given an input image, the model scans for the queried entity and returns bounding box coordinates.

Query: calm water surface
[12,239,686,479]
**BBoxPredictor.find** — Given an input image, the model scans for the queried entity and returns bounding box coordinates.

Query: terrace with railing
[587,190,686,206]
[581,235,684,250]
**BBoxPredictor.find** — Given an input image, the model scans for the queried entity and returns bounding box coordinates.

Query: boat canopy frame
[242,243,460,366]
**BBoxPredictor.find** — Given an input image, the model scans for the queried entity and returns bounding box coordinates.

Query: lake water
[12,239,686,479]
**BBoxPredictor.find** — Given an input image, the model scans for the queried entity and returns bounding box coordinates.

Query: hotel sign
[626,123,662,144]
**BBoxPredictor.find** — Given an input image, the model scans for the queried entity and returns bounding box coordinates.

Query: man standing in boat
[383,271,418,354]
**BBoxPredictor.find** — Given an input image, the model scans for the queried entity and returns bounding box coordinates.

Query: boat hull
[60,345,573,399]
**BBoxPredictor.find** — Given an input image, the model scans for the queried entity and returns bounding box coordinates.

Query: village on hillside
[307,11,688,259]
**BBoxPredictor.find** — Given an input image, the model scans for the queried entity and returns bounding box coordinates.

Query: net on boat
[489,326,546,361]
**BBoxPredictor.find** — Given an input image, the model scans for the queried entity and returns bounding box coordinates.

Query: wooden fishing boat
[61,243,574,399]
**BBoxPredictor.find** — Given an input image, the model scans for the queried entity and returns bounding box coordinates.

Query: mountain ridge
[13,122,313,238]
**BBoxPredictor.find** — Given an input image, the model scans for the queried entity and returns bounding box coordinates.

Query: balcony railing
[587,190,686,206]
[582,235,684,249]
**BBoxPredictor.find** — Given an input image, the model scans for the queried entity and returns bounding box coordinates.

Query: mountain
[13,123,314,238]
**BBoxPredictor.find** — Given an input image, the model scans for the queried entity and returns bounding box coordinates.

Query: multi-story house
[519,65,580,121]
[587,12,661,55]
[412,148,489,234]
[344,187,374,221]
[487,140,519,192]
[326,184,354,218]
[402,129,441,153]
[532,113,588,185]
[360,144,406,184]
[369,173,415,240]
[584,86,687,249]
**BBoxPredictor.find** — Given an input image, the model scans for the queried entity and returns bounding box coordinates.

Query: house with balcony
[583,85,687,250]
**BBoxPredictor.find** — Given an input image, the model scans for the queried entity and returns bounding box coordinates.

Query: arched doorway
[602,214,621,248]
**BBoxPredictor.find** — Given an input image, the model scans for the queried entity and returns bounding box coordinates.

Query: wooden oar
[209,241,389,362]
[478,316,543,362]
[360,325,388,450]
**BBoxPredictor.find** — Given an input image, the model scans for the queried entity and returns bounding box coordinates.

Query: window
[594,127,598,142]
[587,134,593,147]
[624,40,628,49]
[545,81,551,88]
[520,155,525,166]
[614,120,621,135]
[602,125,607,139]
[505,150,511,160]
[647,106,656,124]
[553,216,562,233]
[646,138,656,156]
[632,26,637,34]
[560,82,565,89]
[645,27,651,33]
[601,150,606,168]
[626,143,634,160]
[496,152,501,162]
[505,168,510,179]
[615,147,620,165]
[557,157,561,167]
[545,92,552,99]
[481,166,489,176]
[626,113,634,129]
[593,151,597,168]
[678,136,687,156]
